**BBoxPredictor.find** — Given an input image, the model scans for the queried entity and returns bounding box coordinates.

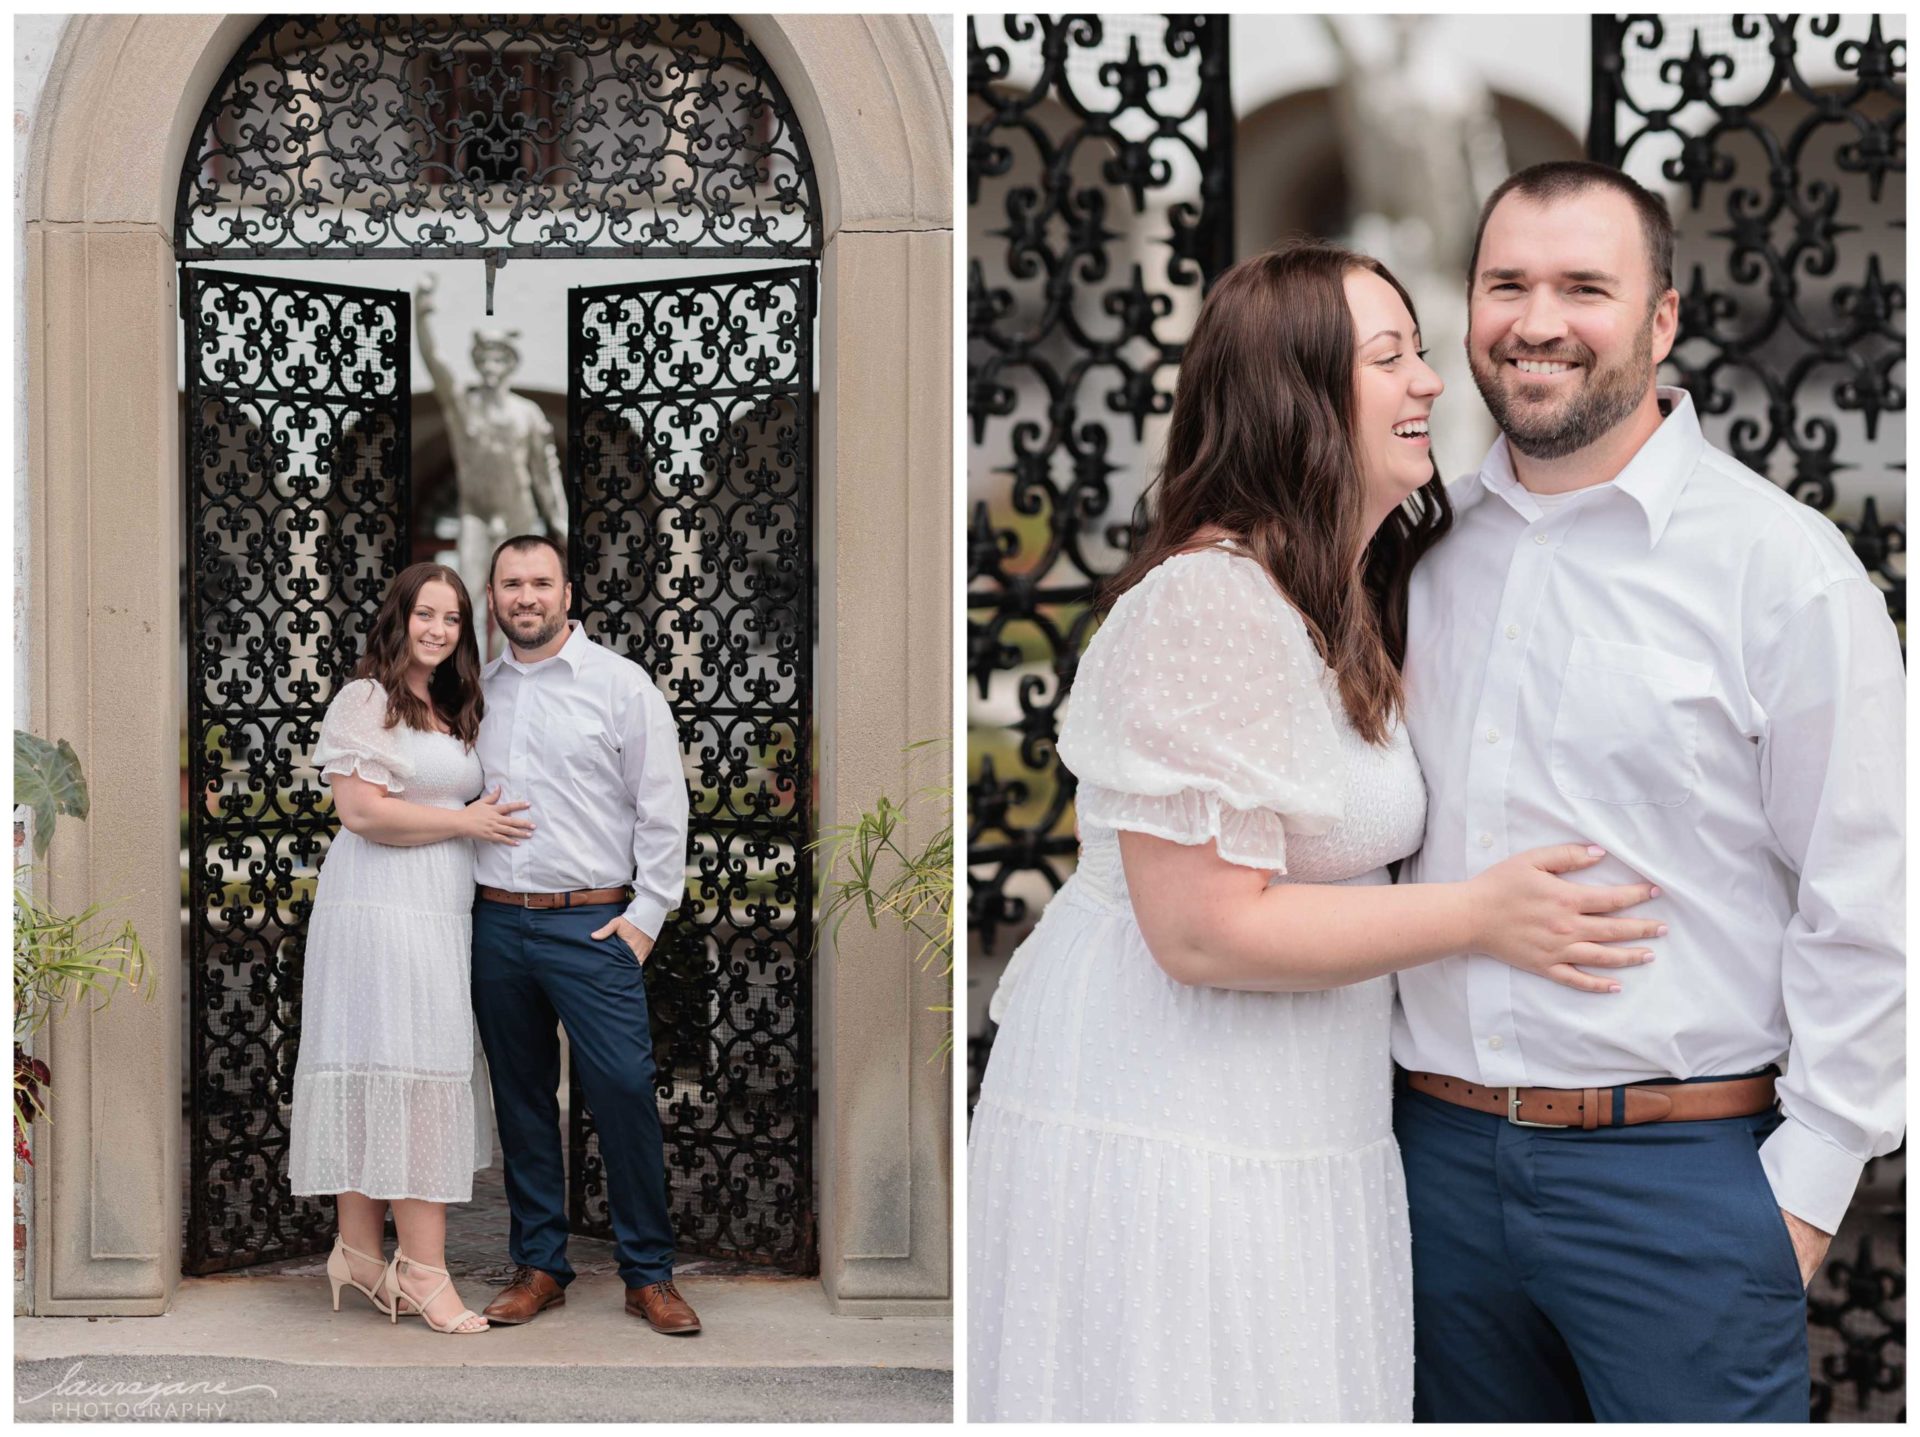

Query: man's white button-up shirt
[1396,387,1905,1234]
[476,622,690,939]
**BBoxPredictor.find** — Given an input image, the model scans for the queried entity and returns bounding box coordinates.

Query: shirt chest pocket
[550,711,617,776]
[1548,637,1712,807]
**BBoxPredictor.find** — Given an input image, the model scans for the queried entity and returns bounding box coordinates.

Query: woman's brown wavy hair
[354,562,485,746]
[1103,242,1452,745]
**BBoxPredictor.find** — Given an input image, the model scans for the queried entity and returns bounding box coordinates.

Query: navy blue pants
[1395,1072,1808,1422]
[471,900,673,1289]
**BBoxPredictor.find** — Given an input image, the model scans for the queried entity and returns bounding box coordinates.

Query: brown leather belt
[477,885,632,910]
[1405,1069,1777,1130]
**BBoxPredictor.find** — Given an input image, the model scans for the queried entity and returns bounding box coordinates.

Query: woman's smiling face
[408,579,462,675]
[1345,266,1444,529]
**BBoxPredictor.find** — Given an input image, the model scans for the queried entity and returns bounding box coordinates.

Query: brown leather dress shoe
[481,1265,566,1325]
[625,1279,701,1335]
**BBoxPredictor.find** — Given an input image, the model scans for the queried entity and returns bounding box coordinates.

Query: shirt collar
[1464,386,1703,547]
[485,619,590,677]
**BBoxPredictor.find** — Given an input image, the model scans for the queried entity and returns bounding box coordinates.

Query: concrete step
[15,1271,951,1375]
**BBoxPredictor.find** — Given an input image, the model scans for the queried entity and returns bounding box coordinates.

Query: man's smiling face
[488,543,571,652]
[1466,186,1676,461]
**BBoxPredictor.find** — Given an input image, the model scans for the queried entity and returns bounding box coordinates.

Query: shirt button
[1488,1035,1504,1051]
[1505,624,1520,640]
[1486,728,1501,744]
[1479,833,1494,849]
[1534,532,1550,546]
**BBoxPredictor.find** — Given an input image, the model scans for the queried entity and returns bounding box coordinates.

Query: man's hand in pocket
[1780,1208,1831,1288]
[590,915,655,965]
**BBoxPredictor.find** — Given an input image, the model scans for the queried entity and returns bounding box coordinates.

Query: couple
[969,161,1905,1422]
[286,535,700,1338]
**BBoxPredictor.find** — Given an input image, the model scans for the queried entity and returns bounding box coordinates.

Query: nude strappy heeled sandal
[325,1235,393,1315]
[382,1249,490,1334]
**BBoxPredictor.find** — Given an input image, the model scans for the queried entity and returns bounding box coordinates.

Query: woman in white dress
[289,562,535,1334]
[968,244,1667,1420]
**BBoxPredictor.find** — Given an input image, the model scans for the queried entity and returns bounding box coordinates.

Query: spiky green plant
[813,740,954,1065]
[13,732,151,1164]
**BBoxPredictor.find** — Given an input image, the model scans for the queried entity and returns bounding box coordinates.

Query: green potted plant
[813,740,953,1064]
[14,732,151,1164]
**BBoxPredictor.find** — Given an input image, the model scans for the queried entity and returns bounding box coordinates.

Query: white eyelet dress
[289,679,494,1203]
[969,547,1428,1422]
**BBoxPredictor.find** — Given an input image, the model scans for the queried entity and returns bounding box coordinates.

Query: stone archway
[22,13,951,1316]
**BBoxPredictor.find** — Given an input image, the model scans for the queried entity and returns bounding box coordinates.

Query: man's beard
[494,605,565,651]
[1470,309,1656,461]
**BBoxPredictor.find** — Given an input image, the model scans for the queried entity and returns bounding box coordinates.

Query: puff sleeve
[313,679,413,795]
[1058,549,1345,873]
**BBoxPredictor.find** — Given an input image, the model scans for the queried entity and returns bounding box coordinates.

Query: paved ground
[189,1134,762,1285]
[16,1274,951,1423]
[16,1357,951,1423]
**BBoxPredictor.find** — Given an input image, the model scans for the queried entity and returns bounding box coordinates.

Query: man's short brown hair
[487,532,568,588]
[1468,160,1675,304]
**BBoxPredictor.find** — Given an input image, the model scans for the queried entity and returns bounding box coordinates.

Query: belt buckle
[1506,1086,1570,1129]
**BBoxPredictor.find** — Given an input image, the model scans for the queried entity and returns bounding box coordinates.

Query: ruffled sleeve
[1058,549,1345,873]
[313,679,413,794]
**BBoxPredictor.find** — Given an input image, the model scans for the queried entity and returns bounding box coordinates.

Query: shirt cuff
[1758,1113,1866,1235]
[623,894,672,942]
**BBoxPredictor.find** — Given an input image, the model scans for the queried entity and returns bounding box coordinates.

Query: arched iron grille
[179,13,822,1276]
[176,14,821,260]
[1590,16,1904,1421]
[965,12,1234,997]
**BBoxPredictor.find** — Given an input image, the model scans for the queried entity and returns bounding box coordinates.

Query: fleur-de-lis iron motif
[966,14,1233,989]
[567,270,817,1270]
[185,271,411,1274]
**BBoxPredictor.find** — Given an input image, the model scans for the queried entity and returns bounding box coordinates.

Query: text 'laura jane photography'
[17,1362,279,1421]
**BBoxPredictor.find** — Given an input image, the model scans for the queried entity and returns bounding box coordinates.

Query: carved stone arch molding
[24,13,951,1315]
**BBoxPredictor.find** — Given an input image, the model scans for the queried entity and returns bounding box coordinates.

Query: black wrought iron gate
[1589,13,1906,634]
[1590,16,1905,1421]
[965,13,1235,1101]
[566,267,818,1269]
[184,269,412,1273]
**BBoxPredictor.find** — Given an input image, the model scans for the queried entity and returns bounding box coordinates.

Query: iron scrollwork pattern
[966,14,1234,1092]
[177,15,820,261]
[184,270,411,1274]
[1590,14,1906,631]
[566,268,816,1270]
[1591,15,1906,1422]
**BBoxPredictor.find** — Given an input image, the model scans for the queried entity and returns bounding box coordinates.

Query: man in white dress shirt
[467,534,701,1335]
[1394,162,1904,1421]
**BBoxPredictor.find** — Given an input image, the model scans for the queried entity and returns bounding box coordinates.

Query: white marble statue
[414,273,568,628]
[1323,15,1510,481]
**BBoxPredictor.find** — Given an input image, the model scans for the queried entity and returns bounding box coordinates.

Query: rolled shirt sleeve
[1749,575,1906,1234]
[619,676,690,940]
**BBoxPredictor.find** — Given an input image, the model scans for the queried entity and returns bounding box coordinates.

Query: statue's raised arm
[414,272,459,410]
